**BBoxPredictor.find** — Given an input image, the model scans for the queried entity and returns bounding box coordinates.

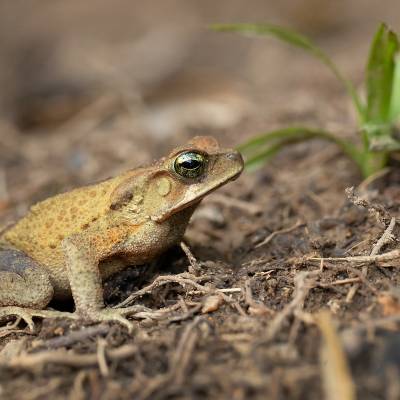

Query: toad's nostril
[226,151,243,163]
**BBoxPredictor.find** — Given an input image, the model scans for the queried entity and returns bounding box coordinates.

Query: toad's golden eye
[173,151,207,179]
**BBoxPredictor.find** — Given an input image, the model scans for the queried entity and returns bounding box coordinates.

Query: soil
[1,2,400,399]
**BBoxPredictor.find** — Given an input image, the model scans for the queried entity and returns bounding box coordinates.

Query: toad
[0,136,243,331]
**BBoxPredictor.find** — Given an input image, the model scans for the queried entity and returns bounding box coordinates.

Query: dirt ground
[1,2,400,399]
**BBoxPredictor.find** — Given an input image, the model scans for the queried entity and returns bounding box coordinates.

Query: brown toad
[0,136,243,331]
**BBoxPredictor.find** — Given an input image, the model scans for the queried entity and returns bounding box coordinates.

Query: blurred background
[0,0,400,217]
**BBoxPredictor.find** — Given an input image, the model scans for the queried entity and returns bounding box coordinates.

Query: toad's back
[1,173,131,269]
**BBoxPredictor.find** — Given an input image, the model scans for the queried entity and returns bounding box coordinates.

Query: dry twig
[370,216,396,256]
[32,325,109,350]
[309,249,400,267]
[316,311,356,400]
[171,316,201,385]
[129,302,182,321]
[68,371,88,400]
[347,216,397,302]
[96,338,109,377]
[345,186,391,224]
[317,277,361,288]
[133,317,202,400]
[180,241,201,275]
[321,190,396,302]
[117,272,235,308]
[255,221,305,248]
[1,343,138,370]
[264,270,319,341]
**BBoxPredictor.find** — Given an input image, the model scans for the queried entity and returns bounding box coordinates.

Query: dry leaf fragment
[377,294,400,316]
[201,295,224,313]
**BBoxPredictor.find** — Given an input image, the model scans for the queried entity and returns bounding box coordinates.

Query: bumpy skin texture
[0,136,243,330]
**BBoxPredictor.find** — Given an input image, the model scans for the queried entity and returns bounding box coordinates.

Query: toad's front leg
[62,237,140,333]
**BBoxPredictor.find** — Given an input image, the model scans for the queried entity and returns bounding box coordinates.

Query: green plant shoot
[212,23,400,178]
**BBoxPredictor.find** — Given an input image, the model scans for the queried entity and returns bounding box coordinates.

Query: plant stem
[360,150,388,177]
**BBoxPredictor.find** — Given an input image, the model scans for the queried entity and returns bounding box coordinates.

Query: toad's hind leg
[0,249,53,308]
[0,249,75,330]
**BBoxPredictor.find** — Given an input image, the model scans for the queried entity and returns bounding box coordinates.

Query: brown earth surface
[1,2,400,399]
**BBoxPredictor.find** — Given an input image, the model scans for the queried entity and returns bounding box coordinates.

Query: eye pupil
[182,159,199,169]
[174,151,206,179]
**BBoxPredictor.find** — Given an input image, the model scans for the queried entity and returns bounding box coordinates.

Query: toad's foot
[0,306,79,332]
[83,306,149,333]
[0,305,150,333]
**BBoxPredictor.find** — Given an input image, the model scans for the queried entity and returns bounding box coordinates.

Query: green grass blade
[241,130,363,172]
[366,23,399,124]
[243,142,285,170]
[237,126,320,151]
[389,54,400,121]
[242,131,387,178]
[212,23,364,119]
[237,126,362,165]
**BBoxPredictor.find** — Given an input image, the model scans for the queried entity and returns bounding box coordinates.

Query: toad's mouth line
[154,167,244,222]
